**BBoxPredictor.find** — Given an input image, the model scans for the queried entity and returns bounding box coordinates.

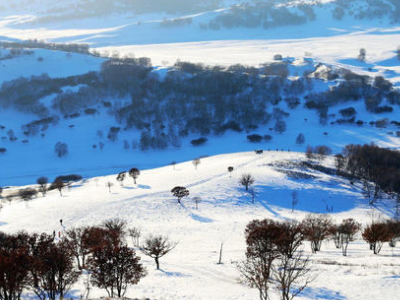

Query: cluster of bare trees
[305,145,332,161]
[115,168,140,187]
[238,219,312,300]
[0,218,178,300]
[362,219,400,254]
[239,215,400,300]
[338,144,400,206]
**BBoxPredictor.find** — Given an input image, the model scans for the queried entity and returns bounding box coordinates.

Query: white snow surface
[0,0,399,83]
[1,151,399,300]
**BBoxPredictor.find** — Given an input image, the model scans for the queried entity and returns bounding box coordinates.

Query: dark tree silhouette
[18,188,38,201]
[102,218,127,244]
[362,222,392,254]
[240,174,255,191]
[338,218,361,256]
[141,235,177,270]
[238,219,281,300]
[295,133,305,145]
[171,186,189,204]
[54,179,65,196]
[0,233,30,300]
[54,142,68,158]
[358,48,366,62]
[238,219,311,300]
[334,154,345,173]
[29,238,79,300]
[228,166,234,177]
[274,119,286,134]
[116,171,126,186]
[273,251,313,300]
[37,177,48,197]
[301,214,333,253]
[88,244,146,297]
[128,168,140,185]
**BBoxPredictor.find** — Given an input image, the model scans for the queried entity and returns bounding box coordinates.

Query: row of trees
[336,144,400,205]
[4,53,397,152]
[240,215,400,300]
[0,218,177,300]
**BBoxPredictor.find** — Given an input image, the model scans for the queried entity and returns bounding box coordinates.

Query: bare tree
[66,227,91,269]
[305,145,314,160]
[358,48,366,62]
[54,142,68,158]
[106,181,113,193]
[238,219,310,300]
[29,238,80,300]
[228,166,234,177]
[192,158,201,170]
[240,174,255,191]
[273,252,313,300]
[54,179,65,196]
[362,222,392,254]
[338,218,361,256]
[237,219,281,300]
[128,227,141,248]
[171,186,189,204]
[193,196,201,209]
[314,145,332,162]
[102,218,127,243]
[301,214,333,253]
[295,133,305,145]
[128,168,140,185]
[334,154,345,173]
[362,179,382,206]
[141,235,177,270]
[88,243,146,297]
[0,233,30,300]
[18,188,38,201]
[37,177,48,197]
[116,171,126,186]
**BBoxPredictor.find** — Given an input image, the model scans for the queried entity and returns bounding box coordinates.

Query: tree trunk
[155,257,160,270]
[218,242,223,264]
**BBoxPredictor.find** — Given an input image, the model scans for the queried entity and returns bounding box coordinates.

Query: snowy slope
[0,51,400,187]
[1,151,399,300]
[0,0,399,83]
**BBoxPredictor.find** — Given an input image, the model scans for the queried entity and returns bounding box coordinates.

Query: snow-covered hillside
[0,0,399,83]
[0,51,399,187]
[1,151,399,300]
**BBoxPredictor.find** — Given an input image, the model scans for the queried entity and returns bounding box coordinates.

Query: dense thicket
[2,56,399,151]
[342,144,400,197]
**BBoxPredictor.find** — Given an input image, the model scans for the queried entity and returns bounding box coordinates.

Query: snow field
[1,151,399,300]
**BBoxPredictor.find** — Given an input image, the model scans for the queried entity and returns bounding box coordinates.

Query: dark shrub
[339,107,356,118]
[247,134,263,143]
[263,135,273,142]
[84,108,97,115]
[190,137,208,146]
